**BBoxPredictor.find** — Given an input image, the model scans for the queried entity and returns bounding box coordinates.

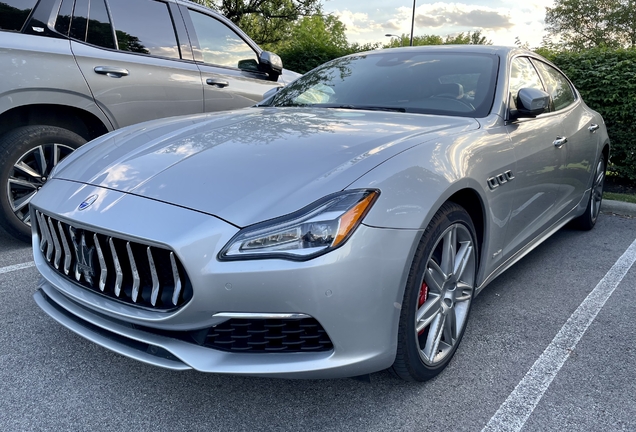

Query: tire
[572,155,605,231]
[391,202,478,382]
[0,125,85,242]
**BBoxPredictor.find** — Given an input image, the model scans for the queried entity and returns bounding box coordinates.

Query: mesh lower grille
[34,209,192,311]
[204,318,334,352]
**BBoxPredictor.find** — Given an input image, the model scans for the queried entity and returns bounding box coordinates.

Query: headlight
[219,189,379,261]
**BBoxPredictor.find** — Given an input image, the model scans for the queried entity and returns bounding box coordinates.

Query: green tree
[546,0,636,49]
[272,14,377,73]
[190,0,322,46]
[383,30,491,48]
[444,30,492,45]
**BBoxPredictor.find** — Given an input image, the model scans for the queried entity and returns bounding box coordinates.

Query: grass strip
[604,192,636,204]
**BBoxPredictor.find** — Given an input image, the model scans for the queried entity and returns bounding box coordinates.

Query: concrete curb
[601,199,636,217]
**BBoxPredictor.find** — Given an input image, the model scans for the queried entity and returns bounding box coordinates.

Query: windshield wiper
[315,104,406,113]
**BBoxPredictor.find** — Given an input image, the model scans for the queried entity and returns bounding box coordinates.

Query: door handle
[588,124,600,132]
[94,66,129,78]
[553,136,568,148]
[206,78,229,88]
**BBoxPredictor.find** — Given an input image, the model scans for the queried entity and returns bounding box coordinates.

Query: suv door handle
[553,136,568,148]
[94,66,129,78]
[206,78,229,88]
[588,124,600,132]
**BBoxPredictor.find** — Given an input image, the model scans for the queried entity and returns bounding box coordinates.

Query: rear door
[532,59,598,215]
[179,5,283,112]
[68,0,204,128]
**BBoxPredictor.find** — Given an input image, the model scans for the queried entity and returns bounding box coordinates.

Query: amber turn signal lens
[332,191,379,247]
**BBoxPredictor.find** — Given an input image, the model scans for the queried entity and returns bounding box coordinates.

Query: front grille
[34,210,192,310]
[204,318,334,352]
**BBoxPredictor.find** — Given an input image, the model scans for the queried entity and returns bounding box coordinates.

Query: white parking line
[0,261,36,275]
[482,237,636,432]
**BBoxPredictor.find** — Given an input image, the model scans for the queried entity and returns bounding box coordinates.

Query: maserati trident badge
[69,228,95,285]
[78,194,98,211]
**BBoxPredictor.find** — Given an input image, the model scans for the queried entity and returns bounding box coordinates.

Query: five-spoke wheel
[392,202,477,381]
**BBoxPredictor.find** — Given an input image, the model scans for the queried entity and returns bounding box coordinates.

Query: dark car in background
[0,0,299,241]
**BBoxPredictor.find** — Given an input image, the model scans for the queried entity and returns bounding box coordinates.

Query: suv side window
[0,0,38,32]
[188,9,259,71]
[509,57,545,108]
[107,0,181,59]
[54,0,74,35]
[533,61,576,111]
[69,0,116,50]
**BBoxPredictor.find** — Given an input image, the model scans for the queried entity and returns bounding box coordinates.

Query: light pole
[385,33,403,47]
[410,0,416,46]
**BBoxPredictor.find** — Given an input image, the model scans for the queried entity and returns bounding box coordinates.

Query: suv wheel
[0,125,85,242]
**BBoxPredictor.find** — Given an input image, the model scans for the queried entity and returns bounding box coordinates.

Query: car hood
[55,107,478,227]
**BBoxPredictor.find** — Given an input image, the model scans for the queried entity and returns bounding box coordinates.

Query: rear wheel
[573,155,605,231]
[0,125,85,242]
[391,202,478,382]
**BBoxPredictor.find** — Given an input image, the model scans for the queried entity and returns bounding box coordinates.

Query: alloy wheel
[590,159,605,222]
[7,143,75,225]
[415,223,476,366]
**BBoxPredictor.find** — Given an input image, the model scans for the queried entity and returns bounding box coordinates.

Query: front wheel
[391,202,478,382]
[0,125,85,242]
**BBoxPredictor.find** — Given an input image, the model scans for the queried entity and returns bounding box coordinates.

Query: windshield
[266,51,499,118]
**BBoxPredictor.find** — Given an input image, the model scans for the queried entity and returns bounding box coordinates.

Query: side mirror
[258,51,283,81]
[510,88,550,119]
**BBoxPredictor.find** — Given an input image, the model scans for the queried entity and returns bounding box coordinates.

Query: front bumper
[31,180,420,378]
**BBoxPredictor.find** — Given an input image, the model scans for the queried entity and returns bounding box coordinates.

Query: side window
[86,0,115,49]
[188,10,258,70]
[55,0,74,36]
[533,61,576,111]
[107,0,180,59]
[0,0,38,32]
[509,57,545,106]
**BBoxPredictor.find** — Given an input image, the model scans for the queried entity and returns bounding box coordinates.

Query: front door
[503,56,566,259]
[180,6,283,112]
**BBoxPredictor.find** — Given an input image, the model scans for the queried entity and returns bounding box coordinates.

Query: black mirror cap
[511,87,550,119]
[258,51,283,81]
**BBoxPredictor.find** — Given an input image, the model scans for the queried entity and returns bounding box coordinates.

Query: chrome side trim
[213,312,312,320]
[477,208,579,295]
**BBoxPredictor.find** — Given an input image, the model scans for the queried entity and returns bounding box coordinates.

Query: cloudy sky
[322,0,555,48]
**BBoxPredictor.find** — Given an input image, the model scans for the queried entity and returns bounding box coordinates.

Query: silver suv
[0,0,298,241]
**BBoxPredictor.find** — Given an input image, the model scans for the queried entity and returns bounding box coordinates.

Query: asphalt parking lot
[1,211,634,432]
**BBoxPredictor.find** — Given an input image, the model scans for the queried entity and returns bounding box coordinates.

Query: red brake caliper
[418,281,429,335]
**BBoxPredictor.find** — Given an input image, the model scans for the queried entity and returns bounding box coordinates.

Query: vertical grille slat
[170,252,181,306]
[46,217,62,269]
[147,247,160,306]
[37,212,48,252]
[58,221,72,275]
[68,228,81,282]
[109,237,123,297]
[34,210,191,311]
[126,242,141,303]
[38,212,54,261]
[94,234,108,292]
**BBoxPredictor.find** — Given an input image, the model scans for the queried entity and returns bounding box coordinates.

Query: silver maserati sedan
[30,46,609,382]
